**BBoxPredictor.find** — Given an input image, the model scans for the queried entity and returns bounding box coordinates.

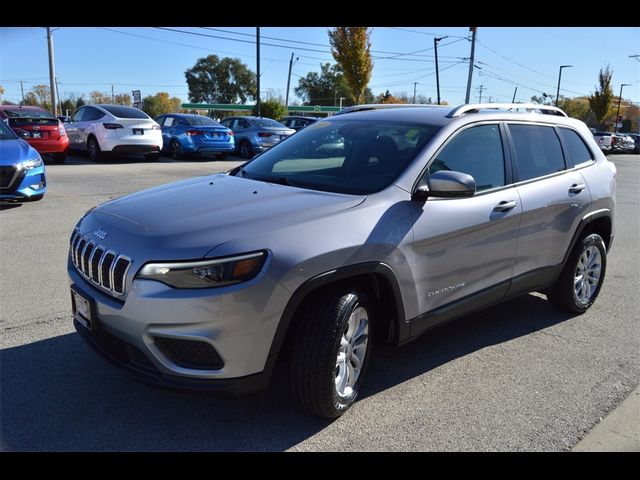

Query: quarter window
[509,124,566,181]
[162,117,175,127]
[559,128,593,165]
[429,124,505,192]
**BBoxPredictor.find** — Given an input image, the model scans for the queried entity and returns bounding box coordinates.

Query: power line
[385,27,469,40]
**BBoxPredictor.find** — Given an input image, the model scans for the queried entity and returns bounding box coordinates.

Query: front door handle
[569,183,586,194]
[493,200,517,212]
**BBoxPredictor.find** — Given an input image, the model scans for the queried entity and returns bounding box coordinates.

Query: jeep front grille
[70,231,132,296]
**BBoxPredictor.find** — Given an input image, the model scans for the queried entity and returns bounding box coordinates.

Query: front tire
[548,233,607,314]
[290,285,374,419]
[87,137,102,162]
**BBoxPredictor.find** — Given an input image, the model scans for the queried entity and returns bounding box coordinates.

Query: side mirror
[412,170,476,201]
[16,129,30,140]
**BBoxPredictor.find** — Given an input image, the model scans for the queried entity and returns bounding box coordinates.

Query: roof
[0,105,48,111]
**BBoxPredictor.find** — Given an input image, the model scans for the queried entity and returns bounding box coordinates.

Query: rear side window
[162,117,175,127]
[559,128,593,165]
[429,124,505,192]
[509,124,566,181]
[83,107,105,122]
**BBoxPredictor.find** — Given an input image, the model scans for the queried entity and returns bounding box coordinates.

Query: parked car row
[592,131,639,154]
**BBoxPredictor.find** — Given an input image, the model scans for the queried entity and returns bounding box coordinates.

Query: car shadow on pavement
[0,293,573,451]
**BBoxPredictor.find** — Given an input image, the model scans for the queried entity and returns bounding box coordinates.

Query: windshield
[100,105,149,119]
[253,118,286,128]
[0,120,18,140]
[186,116,219,126]
[240,119,439,195]
[3,108,56,119]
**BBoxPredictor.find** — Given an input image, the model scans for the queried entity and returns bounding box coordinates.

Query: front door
[409,123,521,329]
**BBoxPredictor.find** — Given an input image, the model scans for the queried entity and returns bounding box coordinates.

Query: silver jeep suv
[68,103,616,418]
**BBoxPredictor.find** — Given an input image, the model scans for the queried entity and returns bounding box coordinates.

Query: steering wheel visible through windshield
[239,119,439,195]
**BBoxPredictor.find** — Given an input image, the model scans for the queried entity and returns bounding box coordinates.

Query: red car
[0,105,69,163]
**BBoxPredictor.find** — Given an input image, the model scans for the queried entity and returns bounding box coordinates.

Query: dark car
[219,116,295,159]
[0,105,69,163]
[279,116,320,131]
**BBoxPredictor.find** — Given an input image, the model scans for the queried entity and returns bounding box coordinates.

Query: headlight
[21,156,43,169]
[137,251,266,289]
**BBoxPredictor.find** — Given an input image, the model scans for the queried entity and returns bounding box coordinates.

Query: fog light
[30,182,45,191]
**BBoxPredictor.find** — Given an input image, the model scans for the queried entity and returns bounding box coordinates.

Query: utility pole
[464,27,477,104]
[256,27,261,117]
[111,84,115,104]
[413,82,417,103]
[476,84,484,103]
[20,81,25,104]
[512,86,518,103]
[434,36,446,105]
[55,77,61,115]
[629,54,640,62]
[615,83,631,134]
[46,27,57,116]
[285,52,297,110]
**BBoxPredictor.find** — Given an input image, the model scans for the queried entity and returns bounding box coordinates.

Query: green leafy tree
[559,97,592,123]
[328,27,373,104]
[141,92,183,118]
[623,103,639,132]
[295,63,352,106]
[185,55,256,104]
[375,90,408,104]
[60,93,86,115]
[252,99,287,119]
[589,65,614,128]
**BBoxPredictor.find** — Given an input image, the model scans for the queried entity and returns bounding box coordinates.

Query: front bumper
[0,165,46,202]
[68,256,290,386]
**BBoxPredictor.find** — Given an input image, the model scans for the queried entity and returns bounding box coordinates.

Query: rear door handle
[493,200,517,212]
[569,183,586,194]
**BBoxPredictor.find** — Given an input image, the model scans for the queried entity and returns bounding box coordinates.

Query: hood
[83,174,365,259]
[0,139,38,165]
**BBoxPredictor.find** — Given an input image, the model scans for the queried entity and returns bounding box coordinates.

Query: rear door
[507,123,592,278]
[410,123,521,320]
[159,116,176,145]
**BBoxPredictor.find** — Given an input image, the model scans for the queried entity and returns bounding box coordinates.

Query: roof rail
[447,103,568,118]
[333,103,440,116]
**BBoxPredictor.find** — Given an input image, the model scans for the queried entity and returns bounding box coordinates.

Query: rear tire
[239,140,253,159]
[169,140,182,160]
[547,233,607,314]
[290,284,374,419]
[87,137,102,162]
[51,152,67,164]
[145,152,160,161]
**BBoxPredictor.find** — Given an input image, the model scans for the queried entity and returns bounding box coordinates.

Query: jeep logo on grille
[93,227,108,240]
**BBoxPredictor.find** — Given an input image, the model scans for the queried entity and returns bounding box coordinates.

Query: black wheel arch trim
[261,262,407,382]
[561,209,612,268]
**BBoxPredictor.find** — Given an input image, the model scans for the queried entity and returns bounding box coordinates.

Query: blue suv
[155,114,235,160]
[0,120,46,202]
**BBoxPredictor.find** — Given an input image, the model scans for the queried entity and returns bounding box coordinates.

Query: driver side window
[429,124,505,192]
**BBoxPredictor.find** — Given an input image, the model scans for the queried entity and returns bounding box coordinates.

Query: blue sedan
[0,120,46,202]
[155,114,235,160]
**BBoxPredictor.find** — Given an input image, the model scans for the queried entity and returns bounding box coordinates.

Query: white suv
[66,105,163,161]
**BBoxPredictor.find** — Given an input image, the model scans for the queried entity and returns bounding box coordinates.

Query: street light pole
[256,27,260,117]
[434,36,446,105]
[285,52,298,110]
[615,83,631,134]
[339,97,345,110]
[555,65,572,107]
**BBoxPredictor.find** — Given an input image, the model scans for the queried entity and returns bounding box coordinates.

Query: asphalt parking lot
[1,152,638,451]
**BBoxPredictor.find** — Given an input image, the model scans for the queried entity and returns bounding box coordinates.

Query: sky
[1,27,638,112]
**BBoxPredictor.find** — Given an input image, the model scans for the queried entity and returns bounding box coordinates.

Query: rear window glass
[185,116,219,126]
[253,118,286,128]
[3,109,55,119]
[100,105,149,119]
